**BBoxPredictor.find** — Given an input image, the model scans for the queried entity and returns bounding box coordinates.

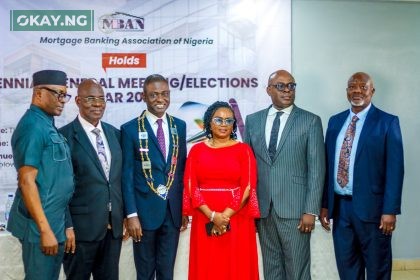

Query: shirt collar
[78,114,104,133]
[30,104,54,123]
[145,110,167,124]
[268,104,293,116]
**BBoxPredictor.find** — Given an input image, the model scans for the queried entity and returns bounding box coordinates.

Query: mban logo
[99,12,144,34]
[10,10,94,31]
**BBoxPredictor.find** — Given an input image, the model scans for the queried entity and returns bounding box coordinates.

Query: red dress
[183,141,260,280]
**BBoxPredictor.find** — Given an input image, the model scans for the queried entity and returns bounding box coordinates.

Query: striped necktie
[92,128,109,180]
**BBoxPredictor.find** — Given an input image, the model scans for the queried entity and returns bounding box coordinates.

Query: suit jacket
[322,104,404,222]
[59,118,124,241]
[121,113,187,230]
[244,105,325,219]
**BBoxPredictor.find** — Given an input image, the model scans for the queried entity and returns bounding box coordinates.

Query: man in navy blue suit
[320,72,404,280]
[121,74,188,280]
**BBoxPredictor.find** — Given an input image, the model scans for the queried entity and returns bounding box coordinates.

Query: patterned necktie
[337,115,359,187]
[156,119,166,157]
[268,111,283,161]
[92,128,109,180]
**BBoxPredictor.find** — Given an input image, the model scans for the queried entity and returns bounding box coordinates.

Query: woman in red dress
[183,101,260,280]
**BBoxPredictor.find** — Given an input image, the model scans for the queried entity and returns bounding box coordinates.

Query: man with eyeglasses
[59,79,127,279]
[244,69,325,280]
[7,70,75,280]
[320,72,404,279]
[121,74,188,280]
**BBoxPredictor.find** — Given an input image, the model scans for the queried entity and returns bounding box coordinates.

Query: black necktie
[268,112,283,161]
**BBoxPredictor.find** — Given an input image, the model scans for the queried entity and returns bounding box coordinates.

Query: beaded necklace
[137,110,179,200]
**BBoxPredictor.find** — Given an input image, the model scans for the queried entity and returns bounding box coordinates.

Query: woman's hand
[211,212,230,236]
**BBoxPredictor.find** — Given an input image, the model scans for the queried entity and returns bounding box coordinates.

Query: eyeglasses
[147,91,170,99]
[212,117,235,126]
[347,85,369,91]
[82,96,106,104]
[268,83,297,91]
[40,87,71,102]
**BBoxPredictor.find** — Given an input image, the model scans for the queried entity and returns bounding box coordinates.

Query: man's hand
[379,214,396,235]
[298,213,315,233]
[64,228,76,254]
[319,208,331,231]
[180,215,189,232]
[122,218,130,241]
[40,228,59,255]
[127,216,142,242]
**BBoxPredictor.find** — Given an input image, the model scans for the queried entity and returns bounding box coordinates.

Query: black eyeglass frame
[268,82,297,91]
[39,87,72,102]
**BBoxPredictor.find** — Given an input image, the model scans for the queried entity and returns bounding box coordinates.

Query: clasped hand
[211,212,230,236]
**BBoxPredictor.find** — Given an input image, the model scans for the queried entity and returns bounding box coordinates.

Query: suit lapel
[330,111,349,155]
[274,106,298,160]
[257,108,271,160]
[102,123,117,178]
[165,114,174,168]
[355,105,377,161]
[73,118,107,180]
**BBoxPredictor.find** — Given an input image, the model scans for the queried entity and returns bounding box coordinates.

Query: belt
[199,187,239,192]
[336,194,352,200]
[199,187,239,196]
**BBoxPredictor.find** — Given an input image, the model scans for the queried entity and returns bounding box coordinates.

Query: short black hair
[203,101,237,139]
[143,74,168,94]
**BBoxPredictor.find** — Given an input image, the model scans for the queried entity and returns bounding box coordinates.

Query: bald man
[320,72,404,280]
[244,70,325,280]
[59,79,126,280]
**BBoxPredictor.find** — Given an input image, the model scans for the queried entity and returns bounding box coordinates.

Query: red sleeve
[182,144,206,215]
[229,143,260,217]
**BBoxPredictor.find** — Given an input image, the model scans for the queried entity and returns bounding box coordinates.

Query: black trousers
[63,229,122,280]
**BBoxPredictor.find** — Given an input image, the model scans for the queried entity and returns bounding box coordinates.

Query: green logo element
[10,10,94,31]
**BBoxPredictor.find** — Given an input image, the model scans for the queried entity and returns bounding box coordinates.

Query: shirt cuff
[127,213,138,218]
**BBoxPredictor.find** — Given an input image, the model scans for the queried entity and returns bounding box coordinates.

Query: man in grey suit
[244,70,325,280]
[60,79,126,279]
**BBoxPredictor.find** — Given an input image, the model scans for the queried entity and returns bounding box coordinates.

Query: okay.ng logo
[10,10,94,31]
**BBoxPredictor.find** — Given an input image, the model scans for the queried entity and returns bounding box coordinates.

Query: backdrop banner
[0,0,291,213]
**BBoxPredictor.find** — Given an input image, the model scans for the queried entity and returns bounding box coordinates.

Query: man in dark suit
[320,72,404,280]
[244,70,325,280]
[121,74,188,280]
[59,79,126,280]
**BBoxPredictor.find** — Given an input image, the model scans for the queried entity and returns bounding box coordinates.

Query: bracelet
[210,211,215,222]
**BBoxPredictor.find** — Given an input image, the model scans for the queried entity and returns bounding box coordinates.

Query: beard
[350,99,365,107]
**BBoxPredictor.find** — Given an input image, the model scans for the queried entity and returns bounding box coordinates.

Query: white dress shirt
[265,105,293,148]
[145,110,170,160]
[78,114,112,164]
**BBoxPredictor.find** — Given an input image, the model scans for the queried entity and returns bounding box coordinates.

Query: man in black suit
[60,79,126,280]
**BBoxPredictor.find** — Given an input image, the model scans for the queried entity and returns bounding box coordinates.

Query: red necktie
[337,115,359,187]
[156,119,166,157]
